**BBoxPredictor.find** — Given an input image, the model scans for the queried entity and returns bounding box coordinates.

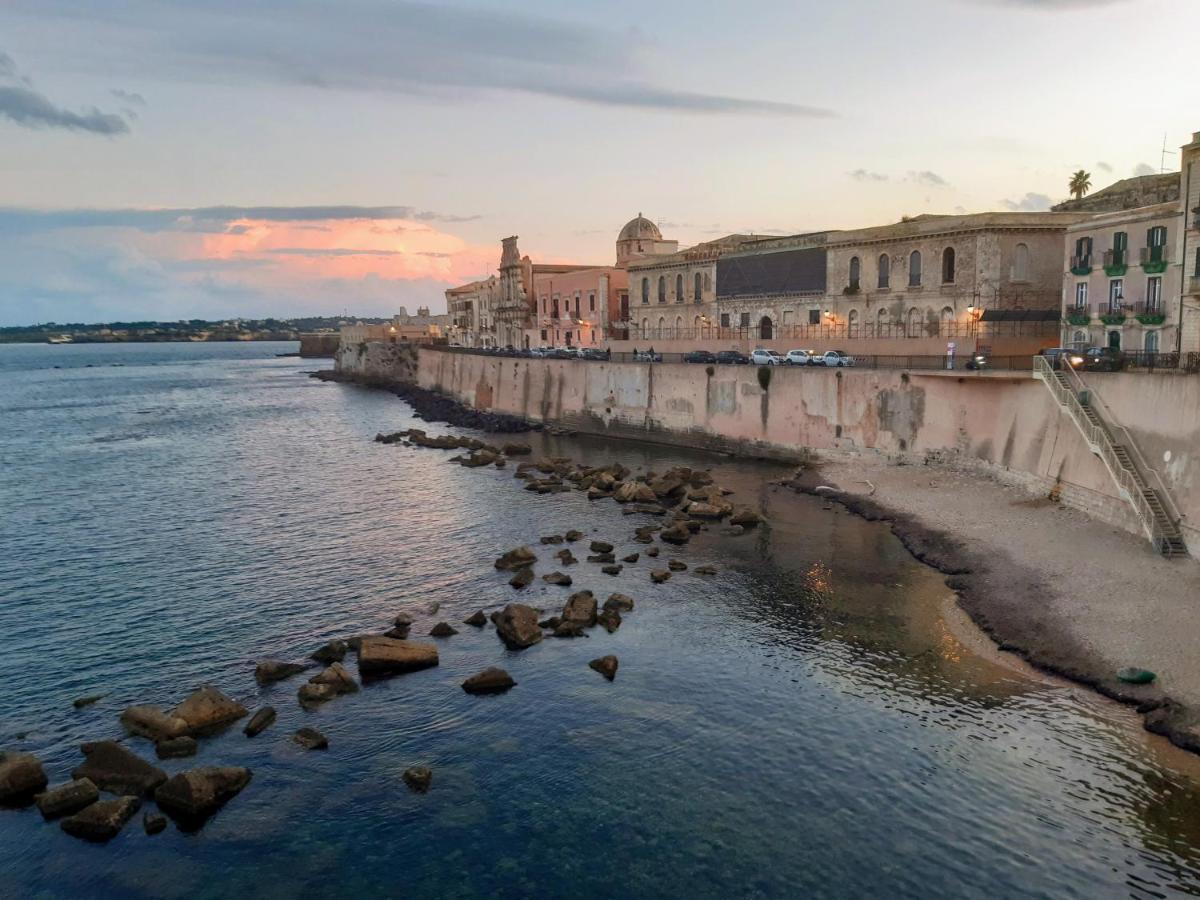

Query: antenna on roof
[1161,133,1178,174]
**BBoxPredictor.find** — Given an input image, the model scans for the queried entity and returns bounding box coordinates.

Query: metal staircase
[1033,355,1187,557]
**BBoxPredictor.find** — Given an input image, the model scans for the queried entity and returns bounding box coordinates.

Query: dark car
[1083,346,1125,372]
[1040,347,1085,370]
[580,348,608,361]
[714,350,750,365]
[684,350,717,364]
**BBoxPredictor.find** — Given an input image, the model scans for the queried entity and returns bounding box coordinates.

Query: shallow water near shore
[5,342,1200,898]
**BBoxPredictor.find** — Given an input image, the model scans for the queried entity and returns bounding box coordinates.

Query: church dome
[618,214,662,243]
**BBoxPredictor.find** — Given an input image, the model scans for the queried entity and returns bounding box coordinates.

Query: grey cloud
[1002,192,1053,211]
[0,52,129,135]
[5,1,833,118]
[110,88,146,106]
[1096,160,1112,172]
[849,169,888,183]
[908,170,950,188]
[1133,162,1157,177]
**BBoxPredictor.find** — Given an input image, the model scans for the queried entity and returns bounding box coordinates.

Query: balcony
[1140,245,1169,274]
[1070,254,1093,276]
[1102,249,1127,277]
[1131,301,1166,325]
[1064,307,1091,327]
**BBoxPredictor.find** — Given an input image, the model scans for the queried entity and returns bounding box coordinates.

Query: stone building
[529,267,627,348]
[446,277,497,347]
[615,214,678,266]
[1179,132,1200,356]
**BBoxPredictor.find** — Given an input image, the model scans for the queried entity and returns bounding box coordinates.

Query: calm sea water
[4,341,1200,898]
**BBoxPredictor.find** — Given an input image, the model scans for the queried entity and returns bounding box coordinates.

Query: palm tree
[1069,170,1092,200]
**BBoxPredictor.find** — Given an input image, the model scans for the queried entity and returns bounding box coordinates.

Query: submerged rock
[561,591,598,626]
[542,571,573,586]
[667,560,688,572]
[298,683,338,705]
[695,565,718,575]
[463,610,488,627]
[254,659,307,684]
[309,663,359,695]
[430,622,459,637]
[555,549,578,565]
[552,621,589,638]
[659,524,690,545]
[143,811,168,835]
[244,707,277,737]
[494,546,537,571]
[311,640,348,664]
[589,655,619,681]
[403,766,432,794]
[601,565,623,576]
[509,567,535,589]
[539,534,564,545]
[622,553,640,563]
[72,694,105,709]
[651,570,672,584]
[358,637,439,675]
[61,796,140,842]
[35,778,98,820]
[494,604,543,650]
[646,547,660,557]
[173,686,248,735]
[597,609,622,633]
[72,741,166,797]
[587,552,616,564]
[293,728,328,751]
[539,616,562,629]
[604,593,635,612]
[120,705,189,742]
[461,667,516,695]
[720,525,746,537]
[155,736,198,760]
[155,766,252,828]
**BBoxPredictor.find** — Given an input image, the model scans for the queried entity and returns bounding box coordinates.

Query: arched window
[657,316,666,337]
[1072,329,1087,348]
[1145,330,1160,353]
[640,317,648,335]
[657,276,666,303]
[759,316,774,340]
[907,307,921,336]
[675,315,683,336]
[877,307,889,325]
[909,251,923,287]
[694,315,702,333]
[641,278,649,304]
[694,272,702,302]
[1013,243,1030,281]
[704,272,712,290]
[941,306,954,323]
[878,254,890,289]
[849,256,861,291]
[674,273,683,302]
[942,247,956,284]
[848,309,859,335]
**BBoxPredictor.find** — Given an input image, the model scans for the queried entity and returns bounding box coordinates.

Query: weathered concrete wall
[334,339,419,383]
[299,333,339,357]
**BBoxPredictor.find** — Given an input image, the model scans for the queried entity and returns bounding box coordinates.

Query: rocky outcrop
[509,567,535,589]
[311,640,348,664]
[61,796,140,842]
[561,591,598,627]
[35,778,98,820]
[254,660,307,684]
[659,524,690,545]
[430,622,458,637]
[463,610,488,627]
[308,663,359,695]
[72,741,166,797]
[729,508,761,527]
[494,546,537,571]
[173,686,248,734]
[244,707,277,737]
[357,637,440,675]
[154,767,252,829]
[293,728,328,751]
[403,766,432,794]
[589,656,619,681]
[494,604,543,650]
[119,705,189,742]
[155,736,198,760]
[461,668,516,695]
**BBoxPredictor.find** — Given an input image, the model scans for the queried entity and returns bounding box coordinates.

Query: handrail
[1033,356,1173,549]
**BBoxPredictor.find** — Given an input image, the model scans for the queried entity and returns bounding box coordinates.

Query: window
[694,272,702,302]
[1074,236,1094,264]
[1111,231,1128,266]
[588,293,596,312]
[909,250,922,287]
[657,316,665,335]
[1145,330,1160,353]
[942,247,956,284]
[759,316,773,340]
[1108,279,1123,309]
[675,315,683,335]
[641,317,648,334]
[848,309,859,330]
[540,329,547,341]
[720,313,730,328]
[1013,243,1030,281]
[1072,329,1087,348]
[907,307,921,335]
[739,312,750,327]
[641,278,649,304]
[849,256,861,291]
[541,296,547,314]
[782,309,793,326]
[878,254,890,289]
[552,296,559,318]
[1075,282,1088,308]
[658,276,666,303]
[1148,225,1167,247]
[941,306,954,325]
[675,273,684,302]
[1147,276,1163,311]
[877,308,889,324]
[565,331,573,345]
[575,293,581,315]
[808,308,820,325]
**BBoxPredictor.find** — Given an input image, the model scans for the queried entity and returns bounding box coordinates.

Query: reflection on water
[3,342,1200,898]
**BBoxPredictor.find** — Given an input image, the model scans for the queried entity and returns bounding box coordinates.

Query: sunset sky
[1,0,1196,325]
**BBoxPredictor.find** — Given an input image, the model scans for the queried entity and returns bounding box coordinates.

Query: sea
[3,341,1200,898]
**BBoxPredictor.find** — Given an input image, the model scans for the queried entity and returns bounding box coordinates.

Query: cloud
[907,170,950,188]
[969,0,1130,8]
[1002,192,1054,211]
[109,88,146,106]
[0,51,129,135]
[3,1,833,119]
[266,247,404,257]
[1132,162,1157,177]
[849,169,888,183]
[1096,160,1112,172]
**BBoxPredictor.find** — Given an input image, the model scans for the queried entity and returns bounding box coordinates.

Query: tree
[1069,170,1092,200]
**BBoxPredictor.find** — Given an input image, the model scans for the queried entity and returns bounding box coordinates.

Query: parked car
[784,349,815,366]
[714,350,750,365]
[579,348,608,361]
[815,350,856,367]
[633,349,663,362]
[750,348,785,366]
[1040,347,1085,370]
[546,347,573,359]
[1082,346,1126,372]
[684,350,717,364]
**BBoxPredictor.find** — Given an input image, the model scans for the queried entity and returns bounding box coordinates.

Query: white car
[750,348,785,366]
[785,350,815,366]
[816,350,856,367]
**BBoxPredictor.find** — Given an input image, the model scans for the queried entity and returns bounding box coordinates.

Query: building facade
[445,277,497,348]
[1179,131,1200,355]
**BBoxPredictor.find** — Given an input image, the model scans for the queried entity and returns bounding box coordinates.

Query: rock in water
[61,796,140,843]
[308,662,359,695]
[403,766,432,794]
[244,707,277,737]
[430,622,459,637]
[154,767,252,829]
[461,668,516,695]
[553,621,589,639]
[254,660,307,684]
[298,683,338,705]
[729,508,761,527]
[668,560,688,571]
[0,751,49,806]
[143,811,168,835]
[720,525,745,537]
[604,593,635,612]
[509,567,535,589]
[293,728,328,751]
[155,736,198,760]
[35,778,98,820]
[695,565,718,575]
[659,524,690,545]
[587,552,616,564]
[119,705,189,742]
[646,547,660,558]
[539,534,564,545]
[494,546,537,571]
[589,540,614,553]
[589,656,619,681]
[601,565,623,576]
[564,530,584,542]
[622,553,640,563]
[357,637,440,675]
[310,640,348,664]
[172,686,248,734]
[72,694,105,709]
[463,610,488,627]
[72,741,166,797]
[597,610,622,633]
[494,604,544,650]
[651,570,671,584]
[542,571,573,586]
[561,591,598,627]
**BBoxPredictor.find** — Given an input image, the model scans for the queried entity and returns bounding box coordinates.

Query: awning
[979,308,1061,321]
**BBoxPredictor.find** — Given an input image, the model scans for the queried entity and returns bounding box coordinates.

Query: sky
[0,0,1196,325]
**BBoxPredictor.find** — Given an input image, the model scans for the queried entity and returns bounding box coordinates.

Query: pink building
[528,266,628,348]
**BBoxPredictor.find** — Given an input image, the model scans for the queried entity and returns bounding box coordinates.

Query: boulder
[502,443,531,456]
[685,502,727,519]
[668,560,688,572]
[72,694,105,709]
[244,707,277,738]
[633,533,654,544]
[597,609,622,633]
[552,621,589,638]
[61,796,141,842]
[586,485,611,501]
[403,766,432,794]
[461,668,516,695]
[589,540,614,553]
[539,616,561,629]
[154,767,252,828]
[614,482,657,504]
[35,778,98,820]
[622,553,640,563]
[254,659,307,684]
[561,591,598,626]
[539,534,564,545]
[587,552,616,564]
[729,508,761,527]
[589,656,619,681]
[155,736,198,760]
[311,640,348,664]
[463,610,488,627]
[651,476,685,498]
[651,570,672,584]
[695,565,718,576]
[430,622,459,637]
[509,567,535,589]
[383,625,411,639]
[293,728,328,751]
[555,549,578,565]
[494,604,543,650]
[143,811,168,835]
[309,662,358,695]
[394,612,415,628]
[119,705,189,742]
[632,504,668,516]
[604,593,635,612]
[659,524,691,545]
[564,530,584,542]
[494,546,537,571]
[173,686,248,734]
[358,637,439,675]
[601,565,623,576]
[542,571,573,586]
[646,547,660,557]
[72,741,166,797]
